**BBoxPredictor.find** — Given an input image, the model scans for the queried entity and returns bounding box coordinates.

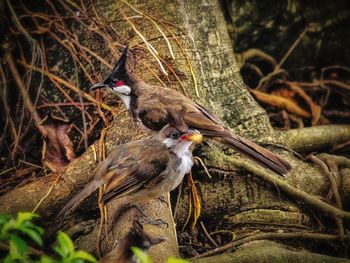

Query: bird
[90,47,292,176]
[99,220,165,263]
[58,120,203,217]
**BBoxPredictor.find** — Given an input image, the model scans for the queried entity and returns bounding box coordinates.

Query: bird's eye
[170,130,180,139]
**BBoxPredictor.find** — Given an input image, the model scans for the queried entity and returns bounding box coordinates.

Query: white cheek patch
[112,85,131,109]
[162,138,175,148]
[113,85,131,95]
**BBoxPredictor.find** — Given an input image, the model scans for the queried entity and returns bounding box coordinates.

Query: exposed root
[192,232,350,259]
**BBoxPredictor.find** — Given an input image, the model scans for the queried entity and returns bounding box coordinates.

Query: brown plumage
[91,47,291,176]
[57,123,202,217]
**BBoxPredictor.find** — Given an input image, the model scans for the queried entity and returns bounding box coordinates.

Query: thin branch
[7,52,48,138]
[18,60,117,114]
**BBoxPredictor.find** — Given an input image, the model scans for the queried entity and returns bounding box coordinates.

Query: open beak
[90,82,108,91]
[180,130,203,144]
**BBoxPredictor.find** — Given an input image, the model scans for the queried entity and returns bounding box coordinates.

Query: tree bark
[1,0,350,262]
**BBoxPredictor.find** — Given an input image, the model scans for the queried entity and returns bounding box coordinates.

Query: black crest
[111,46,129,80]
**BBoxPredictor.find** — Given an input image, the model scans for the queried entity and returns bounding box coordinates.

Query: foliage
[131,247,189,263]
[0,212,96,263]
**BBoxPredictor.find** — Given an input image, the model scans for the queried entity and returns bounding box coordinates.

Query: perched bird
[99,220,165,263]
[58,122,203,217]
[91,47,291,175]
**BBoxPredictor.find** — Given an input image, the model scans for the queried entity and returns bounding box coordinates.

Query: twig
[162,23,199,97]
[7,52,48,137]
[173,181,182,219]
[122,0,175,59]
[240,48,277,68]
[122,13,168,76]
[199,221,218,248]
[18,60,117,114]
[194,156,212,179]
[308,155,344,240]
[32,173,62,213]
[255,68,287,90]
[276,27,308,69]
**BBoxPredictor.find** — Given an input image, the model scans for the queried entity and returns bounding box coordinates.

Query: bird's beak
[180,130,203,144]
[90,82,108,91]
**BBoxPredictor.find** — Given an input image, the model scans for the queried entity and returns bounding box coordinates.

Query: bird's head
[160,126,203,149]
[90,46,133,96]
[157,111,203,149]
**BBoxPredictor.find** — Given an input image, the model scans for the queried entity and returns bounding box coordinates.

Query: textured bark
[193,241,350,263]
[1,0,349,262]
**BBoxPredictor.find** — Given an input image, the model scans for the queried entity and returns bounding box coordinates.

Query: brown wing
[137,85,291,175]
[138,85,227,136]
[101,142,170,203]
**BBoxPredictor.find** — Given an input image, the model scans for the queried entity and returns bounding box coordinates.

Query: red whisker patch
[116,80,125,87]
[180,134,189,140]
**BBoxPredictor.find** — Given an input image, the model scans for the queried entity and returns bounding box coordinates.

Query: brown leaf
[287,82,321,125]
[42,123,76,172]
[251,89,311,118]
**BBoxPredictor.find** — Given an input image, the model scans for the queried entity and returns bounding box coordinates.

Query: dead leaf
[251,89,311,118]
[42,122,76,172]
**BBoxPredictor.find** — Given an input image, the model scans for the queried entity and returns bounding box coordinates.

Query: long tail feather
[57,178,104,218]
[220,134,291,176]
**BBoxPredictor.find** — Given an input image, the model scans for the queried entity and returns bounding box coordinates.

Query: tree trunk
[1,0,350,262]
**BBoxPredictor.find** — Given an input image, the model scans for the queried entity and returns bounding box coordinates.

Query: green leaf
[72,250,96,262]
[9,234,28,259]
[4,255,16,263]
[23,221,44,235]
[1,218,15,238]
[16,212,39,227]
[131,247,153,263]
[166,256,190,263]
[19,226,43,246]
[39,255,56,263]
[53,245,66,258]
[55,232,75,258]
[0,214,11,225]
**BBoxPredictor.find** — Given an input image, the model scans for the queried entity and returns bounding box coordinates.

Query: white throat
[113,85,131,109]
[171,140,194,175]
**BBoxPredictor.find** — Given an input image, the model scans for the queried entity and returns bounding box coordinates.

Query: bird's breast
[170,153,193,190]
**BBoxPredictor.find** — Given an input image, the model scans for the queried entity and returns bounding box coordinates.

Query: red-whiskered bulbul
[91,47,291,176]
[58,122,203,217]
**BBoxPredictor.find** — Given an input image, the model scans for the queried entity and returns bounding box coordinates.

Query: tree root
[212,151,350,219]
[280,124,350,152]
[193,240,350,263]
